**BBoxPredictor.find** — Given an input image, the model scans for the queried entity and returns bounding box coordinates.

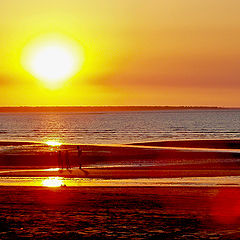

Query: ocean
[0,109,239,144]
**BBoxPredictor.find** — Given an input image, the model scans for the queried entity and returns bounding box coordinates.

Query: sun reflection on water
[42,177,63,187]
[45,140,62,146]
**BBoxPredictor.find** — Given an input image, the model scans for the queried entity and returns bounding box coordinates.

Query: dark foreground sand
[1,186,240,239]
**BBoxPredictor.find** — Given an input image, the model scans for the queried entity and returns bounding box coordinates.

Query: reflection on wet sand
[1,175,240,187]
[1,140,240,172]
[42,177,63,187]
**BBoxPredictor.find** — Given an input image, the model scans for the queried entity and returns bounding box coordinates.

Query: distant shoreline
[0,106,238,113]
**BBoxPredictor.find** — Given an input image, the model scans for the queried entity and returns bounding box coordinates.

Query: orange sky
[1,0,240,107]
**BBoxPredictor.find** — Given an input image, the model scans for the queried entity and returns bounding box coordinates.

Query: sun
[22,34,84,88]
[30,45,76,83]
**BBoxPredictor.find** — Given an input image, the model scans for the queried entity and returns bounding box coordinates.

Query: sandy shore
[132,139,240,149]
[0,139,240,178]
[2,168,240,179]
[1,186,240,239]
[1,140,240,239]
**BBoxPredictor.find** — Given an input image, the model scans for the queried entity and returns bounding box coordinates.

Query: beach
[0,139,240,239]
[1,139,240,178]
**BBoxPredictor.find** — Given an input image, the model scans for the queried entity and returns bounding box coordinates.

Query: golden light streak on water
[45,140,62,146]
[1,175,240,187]
[42,177,63,187]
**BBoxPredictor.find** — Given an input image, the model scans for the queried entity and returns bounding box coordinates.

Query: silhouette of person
[58,151,63,169]
[65,150,70,169]
[77,146,82,169]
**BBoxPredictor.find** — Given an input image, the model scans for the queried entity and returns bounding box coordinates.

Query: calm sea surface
[0,110,239,144]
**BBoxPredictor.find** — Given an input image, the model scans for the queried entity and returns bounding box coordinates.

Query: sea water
[0,109,239,144]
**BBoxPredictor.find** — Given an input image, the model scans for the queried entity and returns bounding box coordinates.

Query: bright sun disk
[22,35,84,88]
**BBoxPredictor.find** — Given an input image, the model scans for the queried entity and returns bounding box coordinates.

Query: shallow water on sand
[0,110,240,144]
[1,175,240,187]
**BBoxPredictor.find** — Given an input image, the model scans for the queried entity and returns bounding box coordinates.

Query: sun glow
[42,177,63,187]
[22,34,84,88]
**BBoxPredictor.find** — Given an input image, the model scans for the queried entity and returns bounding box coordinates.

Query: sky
[1,0,240,107]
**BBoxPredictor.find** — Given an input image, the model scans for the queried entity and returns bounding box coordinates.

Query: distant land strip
[0,106,237,112]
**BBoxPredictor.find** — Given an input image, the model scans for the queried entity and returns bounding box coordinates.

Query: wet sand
[1,139,240,239]
[1,139,240,179]
[1,186,240,239]
[2,168,240,179]
[132,139,240,149]
[0,139,240,179]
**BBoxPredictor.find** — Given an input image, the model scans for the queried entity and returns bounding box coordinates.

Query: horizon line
[0,105,239,113]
